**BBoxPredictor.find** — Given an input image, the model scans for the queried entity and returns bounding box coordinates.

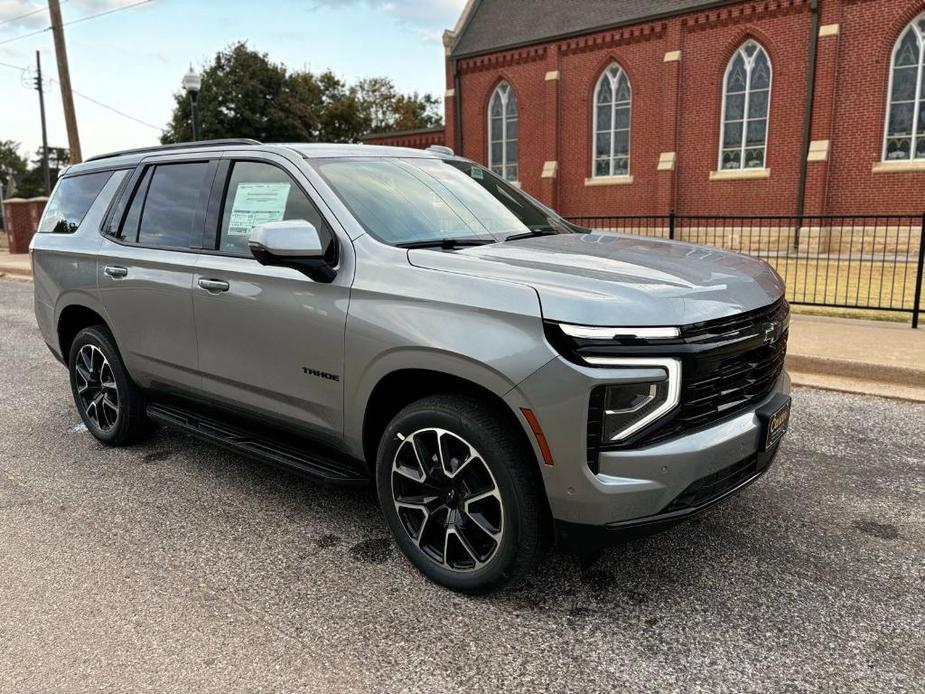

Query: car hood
[407,233,785,326]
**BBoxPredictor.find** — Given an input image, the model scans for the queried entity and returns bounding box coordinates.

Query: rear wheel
[68,325,150,446]
[376,394,549,593]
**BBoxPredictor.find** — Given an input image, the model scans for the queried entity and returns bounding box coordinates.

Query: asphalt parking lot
[1,277,923,693]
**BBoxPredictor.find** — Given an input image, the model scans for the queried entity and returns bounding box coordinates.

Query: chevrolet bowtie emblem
[763,322,778,344]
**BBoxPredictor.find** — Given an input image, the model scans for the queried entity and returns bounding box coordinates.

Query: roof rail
[85,138,262,162]
[426,144,455,156]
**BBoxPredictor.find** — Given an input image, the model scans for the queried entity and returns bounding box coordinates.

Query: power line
[50,78,162,130]
[0,1,67,29]
[0,58,161,131]
[0,0,154,47]
[0,59,27,72]
[58,0,153,30]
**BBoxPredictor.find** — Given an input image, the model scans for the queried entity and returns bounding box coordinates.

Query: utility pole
[35,51,51,195]
[47,0,82,163]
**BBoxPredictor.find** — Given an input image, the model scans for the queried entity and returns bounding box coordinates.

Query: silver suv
[31,140,791,593]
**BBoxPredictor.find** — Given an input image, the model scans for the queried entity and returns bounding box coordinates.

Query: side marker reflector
[520,408,555,466]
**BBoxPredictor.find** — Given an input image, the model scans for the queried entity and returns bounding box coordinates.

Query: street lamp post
[182,65,202,142]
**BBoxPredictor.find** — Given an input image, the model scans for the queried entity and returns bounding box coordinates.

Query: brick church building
[364,0,925,218]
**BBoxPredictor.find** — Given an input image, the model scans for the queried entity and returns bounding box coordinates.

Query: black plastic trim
[146,401,368,485]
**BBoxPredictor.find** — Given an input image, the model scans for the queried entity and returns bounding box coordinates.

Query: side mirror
[248,220,336,283]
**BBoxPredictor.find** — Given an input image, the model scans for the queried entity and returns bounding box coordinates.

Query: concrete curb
[786,353,925,389]
[789,370,925,403]
[0,268,32,279]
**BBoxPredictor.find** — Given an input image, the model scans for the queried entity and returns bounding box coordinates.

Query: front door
[192,154,351,444]
[98,158,215,393]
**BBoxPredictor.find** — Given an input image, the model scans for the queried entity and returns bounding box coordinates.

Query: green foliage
[0,141,28,197]
[0,142,67,199]
[161,42,441,144]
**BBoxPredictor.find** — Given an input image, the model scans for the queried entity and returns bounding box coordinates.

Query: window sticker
[470,166,484,180]
[227,182,291,236]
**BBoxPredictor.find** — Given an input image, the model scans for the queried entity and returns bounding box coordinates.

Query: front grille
[661,451,772,514]
[577,299,789,463]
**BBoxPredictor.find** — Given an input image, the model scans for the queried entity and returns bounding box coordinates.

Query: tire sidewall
[68,327,134,445]
[376,402,529,593]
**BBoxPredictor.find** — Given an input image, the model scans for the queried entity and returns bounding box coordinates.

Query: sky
[0,0,465,160]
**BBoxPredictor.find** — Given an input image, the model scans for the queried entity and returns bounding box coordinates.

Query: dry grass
[767,257,923,314]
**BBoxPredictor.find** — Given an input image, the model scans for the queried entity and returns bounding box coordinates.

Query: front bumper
[505,355,791,530]
[553,441,781,554]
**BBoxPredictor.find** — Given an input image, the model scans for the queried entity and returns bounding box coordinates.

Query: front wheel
[376,394,549,593]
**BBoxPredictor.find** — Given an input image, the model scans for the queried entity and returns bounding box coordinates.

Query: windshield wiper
[397,238,495,250]
[504,227,560,242]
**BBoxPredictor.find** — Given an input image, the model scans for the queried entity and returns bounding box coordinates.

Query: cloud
[0,0,147,36]
[311,0,465,41]
[0,0,50,31]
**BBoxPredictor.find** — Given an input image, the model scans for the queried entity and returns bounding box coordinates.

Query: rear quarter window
[38,171,114,233]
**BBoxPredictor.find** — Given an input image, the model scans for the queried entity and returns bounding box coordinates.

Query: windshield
[311,156,572,247]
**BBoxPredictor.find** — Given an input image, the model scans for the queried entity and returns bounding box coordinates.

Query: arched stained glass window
[488,82,518,181]
[884,15,925,161]
[592,63,632,177]
[720,40,772,170]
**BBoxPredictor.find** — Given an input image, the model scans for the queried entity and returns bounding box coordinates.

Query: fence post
[913,213,925,329]
[669,210,676,240]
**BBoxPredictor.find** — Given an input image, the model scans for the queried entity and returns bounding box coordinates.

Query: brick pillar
[540,48,561,209]
[803,4,842,215]
[656,20,683,214]
[2,197,47,253]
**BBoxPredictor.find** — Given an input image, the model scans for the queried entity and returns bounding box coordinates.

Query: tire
[376,393,549,593]
[68,325,150,446]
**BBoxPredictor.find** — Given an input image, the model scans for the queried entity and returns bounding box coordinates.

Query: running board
[146,402,368,485]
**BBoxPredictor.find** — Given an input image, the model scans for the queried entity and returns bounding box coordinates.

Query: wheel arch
[57,301,110,361]
[359,367,536,476]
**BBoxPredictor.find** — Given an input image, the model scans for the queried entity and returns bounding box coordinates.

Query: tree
[0,141,28,198]
[15,146,70,198]
[162,42,443,144]
[356,78,442,133]
[162,42,315,144]
[315,70,371,143]
[390,91,442,131]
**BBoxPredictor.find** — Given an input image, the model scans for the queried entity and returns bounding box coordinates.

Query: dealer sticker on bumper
[758,395,791,451]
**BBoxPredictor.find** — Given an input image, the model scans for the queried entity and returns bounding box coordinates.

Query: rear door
[97,156,217,392]
[192,152,351,444]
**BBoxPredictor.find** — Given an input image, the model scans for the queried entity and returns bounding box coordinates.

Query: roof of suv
[68,140,446,176]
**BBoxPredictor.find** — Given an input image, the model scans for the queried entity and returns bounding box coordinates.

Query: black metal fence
[565,213,925,328]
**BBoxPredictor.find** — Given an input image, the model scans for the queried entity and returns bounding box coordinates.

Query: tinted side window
[137,162,210,248]
[117,167,153,241]
[38,171,114,233]
[218,161,331,255]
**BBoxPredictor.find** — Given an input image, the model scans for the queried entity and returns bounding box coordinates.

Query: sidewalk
[787,314,925,402]
[1,250,922,400]
[0,249,31,278]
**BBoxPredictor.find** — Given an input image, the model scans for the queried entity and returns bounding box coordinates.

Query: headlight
[588,358,681,442]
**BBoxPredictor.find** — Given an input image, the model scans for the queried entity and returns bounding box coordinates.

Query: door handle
[198,278,230,293]
[103,265,128,279]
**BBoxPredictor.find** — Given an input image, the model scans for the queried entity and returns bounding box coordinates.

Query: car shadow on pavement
[131,423,797,615]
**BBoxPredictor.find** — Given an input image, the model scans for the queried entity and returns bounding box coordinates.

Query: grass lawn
[767,257,923,324]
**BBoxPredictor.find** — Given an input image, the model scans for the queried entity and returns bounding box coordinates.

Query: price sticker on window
[227,182,291,236]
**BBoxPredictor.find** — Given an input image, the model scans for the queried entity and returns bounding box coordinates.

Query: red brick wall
[361,127,446,149]
[447,0,925,216]
[458,48,549,199]
[825,0,925,214]
[675,5,813,215]
[2,198,47,253]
